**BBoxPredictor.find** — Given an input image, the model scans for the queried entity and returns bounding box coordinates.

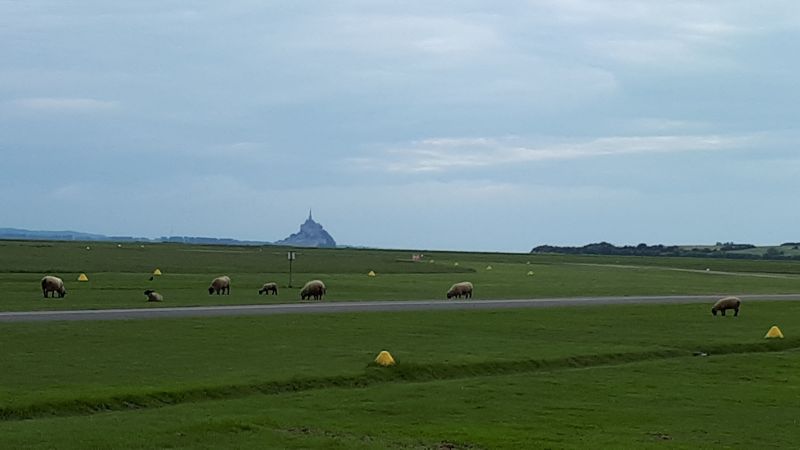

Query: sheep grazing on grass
[258,282,278,295]
[41,275,66,298]
[208,276,231,295]
[447,281,473,299]
[712,296,741,316]
[144,289,163,302]
[300,280,326,300]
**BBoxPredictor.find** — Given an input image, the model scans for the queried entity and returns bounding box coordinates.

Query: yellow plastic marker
[527,271,534,276]
[368,270,376,277]
[153,268,162,276]
[375,351,396,366]
[765,326,784,339]
[486,265,493,270]
[77,273,89,281]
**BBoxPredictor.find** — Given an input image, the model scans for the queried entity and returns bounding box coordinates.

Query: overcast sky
[2,1,799,251]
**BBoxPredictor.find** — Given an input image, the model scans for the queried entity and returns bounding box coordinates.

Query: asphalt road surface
[2,294,800,322]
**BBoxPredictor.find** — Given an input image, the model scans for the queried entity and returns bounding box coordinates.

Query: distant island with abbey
[274,210,337,248]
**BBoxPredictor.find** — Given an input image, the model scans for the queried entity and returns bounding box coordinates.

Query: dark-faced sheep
[447,281,473,299]
[300,280,326,300]
[41,275,66,298]
[258,282,278,295]
[711,296,741,316]
[144,289,163,302]
[208,276,231,295]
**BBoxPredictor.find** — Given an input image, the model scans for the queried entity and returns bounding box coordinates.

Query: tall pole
[287,251,295,287]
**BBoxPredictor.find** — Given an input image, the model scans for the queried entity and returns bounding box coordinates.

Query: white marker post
[287,251,296,287]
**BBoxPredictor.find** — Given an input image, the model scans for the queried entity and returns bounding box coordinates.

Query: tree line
[531,242,800,260]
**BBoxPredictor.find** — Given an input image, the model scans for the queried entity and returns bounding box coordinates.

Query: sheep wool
[711,296,741,317]
[447,281,474,299]
[144,289,163,302]
[41,276,67,298]
[300,280,326,300]
[208,276,231,295]
[258,282,279,295]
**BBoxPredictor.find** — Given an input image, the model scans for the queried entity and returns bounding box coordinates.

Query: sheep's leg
[734,308,739,317]
[721,309,726,316]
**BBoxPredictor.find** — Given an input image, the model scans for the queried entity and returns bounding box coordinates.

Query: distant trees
[531,242,797,261]
[531,242,684,257]
[716,242,756,251]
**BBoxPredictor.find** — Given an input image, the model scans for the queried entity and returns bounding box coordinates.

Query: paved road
[2,294,800,322]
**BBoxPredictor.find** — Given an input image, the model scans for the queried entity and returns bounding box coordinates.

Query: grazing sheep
[41,275,67,298]
[144,289,163,302]
[300,280,326,300]
[208,276,231,295]
[258,282,278,295]
[446,281,473,299]
[712,296,741,316]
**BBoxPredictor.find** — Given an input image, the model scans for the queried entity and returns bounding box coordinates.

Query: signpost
[287,251,296,287]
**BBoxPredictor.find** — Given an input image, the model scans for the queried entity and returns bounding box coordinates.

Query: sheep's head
[446,291,454,299]
[144,289,154,295]
[711,307,718,316]
[208,286,215,294]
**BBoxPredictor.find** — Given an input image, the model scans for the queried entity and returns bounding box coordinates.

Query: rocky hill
[275,211,337,248]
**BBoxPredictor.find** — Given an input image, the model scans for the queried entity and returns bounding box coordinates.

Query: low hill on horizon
[0,227,270,246]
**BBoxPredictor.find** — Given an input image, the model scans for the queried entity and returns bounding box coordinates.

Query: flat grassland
[2,240,800,448]
[3,240,800,311]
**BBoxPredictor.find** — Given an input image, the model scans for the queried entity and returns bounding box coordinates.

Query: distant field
[1,302,799,448]
[2,240,800,311]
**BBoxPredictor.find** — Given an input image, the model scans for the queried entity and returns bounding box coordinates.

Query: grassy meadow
[2,240,800,448]
[3,239,800,311]
[2,302,800,448]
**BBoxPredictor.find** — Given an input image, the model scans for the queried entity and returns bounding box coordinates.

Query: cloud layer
[1,1,799,250]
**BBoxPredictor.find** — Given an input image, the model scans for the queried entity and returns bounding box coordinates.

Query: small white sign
[287,251,296,260]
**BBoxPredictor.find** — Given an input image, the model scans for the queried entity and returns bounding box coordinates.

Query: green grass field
[2,302,800,448]
[3,240,800,311]
[2,240,800,448]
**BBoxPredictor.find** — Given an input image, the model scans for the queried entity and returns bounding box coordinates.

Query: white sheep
[447,281,473,299]
[144,289,164,302]
[300,280,326,300]
[711,296,741,316]
[41,275,67,298]
[258,282,279,295]
[208,276,231,295]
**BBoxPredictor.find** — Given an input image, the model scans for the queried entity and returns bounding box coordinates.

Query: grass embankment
[2,240,800,311]
[4,351,797,449]
[1,301,799,448]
